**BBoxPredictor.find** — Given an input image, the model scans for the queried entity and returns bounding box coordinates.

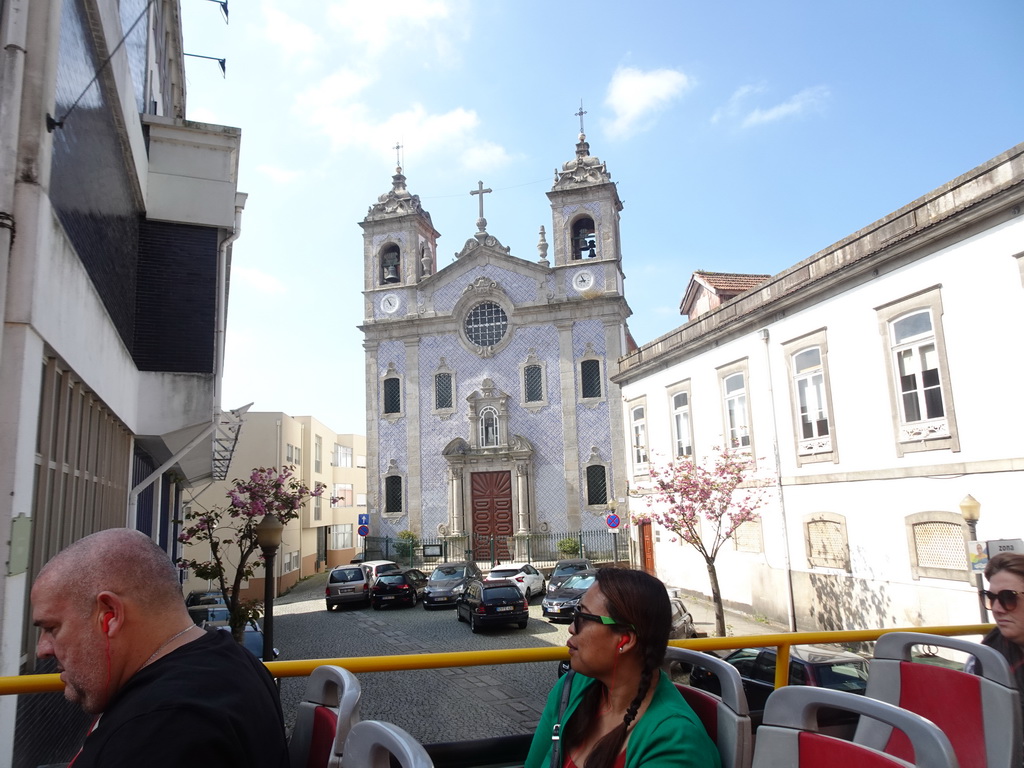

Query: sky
[179,1,1023,436]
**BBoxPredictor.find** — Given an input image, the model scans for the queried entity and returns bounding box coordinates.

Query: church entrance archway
[471,471,513,563]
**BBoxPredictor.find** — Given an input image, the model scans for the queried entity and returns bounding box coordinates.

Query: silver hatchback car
[325,565,371,610]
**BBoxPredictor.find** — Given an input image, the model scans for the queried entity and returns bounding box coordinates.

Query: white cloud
[742,85,830,127]
[458,141,518,173]
[256,165,302,184]
[260,5,325,69]
[232,266,288,295]
[711,83,766,124]
[714,84,830,129]
[604,66,692,139]
[324,0,460,61]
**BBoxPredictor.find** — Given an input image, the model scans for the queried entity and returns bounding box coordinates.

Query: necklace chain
[143,624,196,668]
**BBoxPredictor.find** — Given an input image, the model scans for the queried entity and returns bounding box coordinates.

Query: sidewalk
[676,589,790,639]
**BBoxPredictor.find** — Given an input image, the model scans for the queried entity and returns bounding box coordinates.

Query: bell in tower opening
[381,247,400,284]
[572,217,597,259]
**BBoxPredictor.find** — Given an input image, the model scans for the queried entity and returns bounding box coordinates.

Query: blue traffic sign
[357,524,369,537]
[606,513,620,529]
[358,513,369,526]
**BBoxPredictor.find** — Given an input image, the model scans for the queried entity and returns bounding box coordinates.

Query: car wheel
[518,620,528,629]
[457,607,466,622]
[525,588,532,601]
[371,601,379,610]
[470,613,480,634]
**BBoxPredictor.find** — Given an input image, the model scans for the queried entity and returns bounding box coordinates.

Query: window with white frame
[669,386,693,459]
[718,361,753,452]
[332,483,353,507]
[435,372,454,410]
[356,454,366,468]
[804,513,849,570]
[782,329,838,465]
[384,474,403,516]
[876,288,958,455]
[580,358,603,400]
[479,406,500,447]
[333,444,352,467]
[331,524,354,550]
[356,492,367,506]
[314,494,322,521]
[315,435,323,473]
[629,402,649,468]
[521,350,549,410]
[286,443,301,466]
[283,550,300,573]
[585,463,608,506]
[905,511,969,581]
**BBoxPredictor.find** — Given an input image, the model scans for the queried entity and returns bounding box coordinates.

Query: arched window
[479,406,499,447]
[381,246,400,284]
[572,218,597,259]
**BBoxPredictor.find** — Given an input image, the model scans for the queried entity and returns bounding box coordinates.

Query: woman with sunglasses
[525,568,719,768]
[974,552,1024,700]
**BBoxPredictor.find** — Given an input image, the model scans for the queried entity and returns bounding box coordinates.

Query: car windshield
[485,587,522,601]
[330,569,362,583]
[816,660,869,692]
[378,574,406,585]
[554,563,587,577]
[562,574,596,590]
[430,567,464,581]
[489,569,519,579]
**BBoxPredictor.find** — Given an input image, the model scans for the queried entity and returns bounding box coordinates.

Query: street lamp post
[959,494,987,624]
[256,514,284,663]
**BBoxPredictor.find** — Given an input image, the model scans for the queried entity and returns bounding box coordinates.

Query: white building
[0,2,243,764]
[614,143,1024,632]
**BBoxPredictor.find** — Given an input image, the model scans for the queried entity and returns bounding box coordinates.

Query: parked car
[546,559,595,592]
[186,590,229,626]
[668,596,697,640]
[360,560,401,585]
[370,567,428,609]
[325,564,371,610]
[689,645,869,714]
[542,569,597,621]
[485,563,545,600]
[423,561,482,609]
[214,621,278,659]
[456,579,529,632]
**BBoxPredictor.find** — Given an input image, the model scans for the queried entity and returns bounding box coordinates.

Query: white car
[485,562,546,600]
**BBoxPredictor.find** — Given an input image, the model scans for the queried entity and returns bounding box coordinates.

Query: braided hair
[566,568,672,768]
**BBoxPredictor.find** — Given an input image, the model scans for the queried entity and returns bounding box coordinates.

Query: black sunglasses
[980,589,1021,612]
[571,606,635,633]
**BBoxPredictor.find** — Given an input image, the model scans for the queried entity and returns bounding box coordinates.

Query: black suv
[423,561,482,609]
[370,567,428,609]
[456,579,529,632]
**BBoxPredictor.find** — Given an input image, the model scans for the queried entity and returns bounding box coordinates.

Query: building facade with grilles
[614,143,1024,634]
[359,134,634,562]
[0,1,245,764]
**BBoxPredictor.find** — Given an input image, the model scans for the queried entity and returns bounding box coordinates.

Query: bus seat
[289,664,362,768]
[665,646,753,768]
[340,720,435,768]
[753,686,958,768]
[854,632,1022,768]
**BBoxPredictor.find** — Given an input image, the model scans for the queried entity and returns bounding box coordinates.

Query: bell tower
[545,130,623,270]
[359,164,440,318]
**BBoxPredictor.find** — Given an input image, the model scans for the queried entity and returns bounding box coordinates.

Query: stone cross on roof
[471,180,492,233]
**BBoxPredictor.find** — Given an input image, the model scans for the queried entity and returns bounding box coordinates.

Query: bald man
[31,528,289,767]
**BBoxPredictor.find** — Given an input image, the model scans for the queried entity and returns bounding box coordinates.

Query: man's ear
[96,592,124,636]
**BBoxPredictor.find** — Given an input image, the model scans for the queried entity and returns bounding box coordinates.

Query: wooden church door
[470,471,513,563]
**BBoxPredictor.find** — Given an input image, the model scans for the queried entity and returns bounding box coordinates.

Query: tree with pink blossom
[639,448,765,637]
[177,466,325,641]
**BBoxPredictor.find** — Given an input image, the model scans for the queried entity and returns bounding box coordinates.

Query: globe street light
[959,494,987,623]
[255,514,284,663]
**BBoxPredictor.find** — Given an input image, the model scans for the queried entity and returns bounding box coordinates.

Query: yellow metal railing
[0,624,991,698]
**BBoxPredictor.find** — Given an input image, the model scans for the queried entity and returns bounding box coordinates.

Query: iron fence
[362,529,630,571]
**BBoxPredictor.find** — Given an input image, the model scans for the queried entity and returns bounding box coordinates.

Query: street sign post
[357,524,369,537]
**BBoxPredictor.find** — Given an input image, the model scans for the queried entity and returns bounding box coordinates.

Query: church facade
[359,136,634,560]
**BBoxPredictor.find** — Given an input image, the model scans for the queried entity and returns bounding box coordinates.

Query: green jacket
[526,670,721,768]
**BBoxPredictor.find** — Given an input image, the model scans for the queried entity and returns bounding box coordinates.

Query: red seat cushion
[884,663,985,768]
[677,685,720,744]
[306,705,339,768]
[800,732,903,767]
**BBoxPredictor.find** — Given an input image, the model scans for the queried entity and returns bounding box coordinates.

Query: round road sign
[357,524,370,537]
[606,513,620,528]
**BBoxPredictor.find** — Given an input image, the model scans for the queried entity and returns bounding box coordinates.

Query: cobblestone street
[273,572,568,745]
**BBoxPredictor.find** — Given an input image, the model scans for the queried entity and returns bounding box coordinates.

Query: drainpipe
[760,328,798,632]
[214,193,247,408]
[0,0,29,367]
